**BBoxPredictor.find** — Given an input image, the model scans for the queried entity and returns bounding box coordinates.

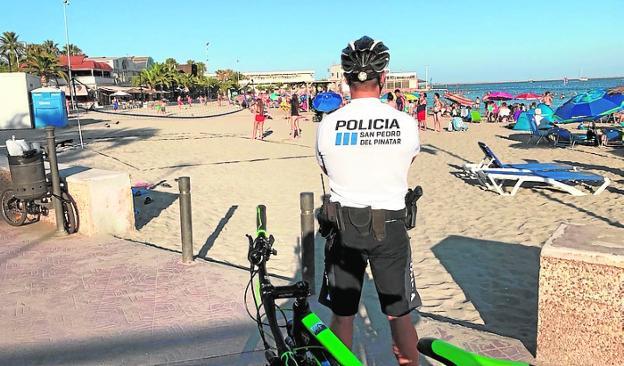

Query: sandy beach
[4,105,623,353]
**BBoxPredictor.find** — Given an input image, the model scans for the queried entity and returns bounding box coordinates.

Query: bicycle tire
[1,189,27,226]
[61,191,79,234]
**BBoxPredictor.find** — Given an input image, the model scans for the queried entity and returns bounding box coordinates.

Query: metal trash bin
[7,151,47,200]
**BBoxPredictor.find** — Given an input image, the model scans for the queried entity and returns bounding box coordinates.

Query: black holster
[404,186,423,230]
[317,199,344,238]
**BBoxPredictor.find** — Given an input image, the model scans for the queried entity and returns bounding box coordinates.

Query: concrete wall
[537,224,624,366]
[0,72,41,130]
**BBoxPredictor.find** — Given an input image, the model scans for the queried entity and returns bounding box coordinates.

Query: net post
[300,192,315,294]
[178,176,193,263]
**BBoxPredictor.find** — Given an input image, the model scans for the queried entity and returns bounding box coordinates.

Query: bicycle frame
[247,205,362,366]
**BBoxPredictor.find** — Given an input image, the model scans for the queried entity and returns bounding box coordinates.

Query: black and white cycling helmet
[341,36,390,83]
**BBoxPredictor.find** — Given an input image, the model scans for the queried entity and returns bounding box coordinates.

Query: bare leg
[329,314,355,350]
[252,121,258,139]
[388,314,419,366]
[259,122,264,140]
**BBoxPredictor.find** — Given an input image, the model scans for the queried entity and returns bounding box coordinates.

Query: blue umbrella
[312,91,343,113]
[554,89,624,123]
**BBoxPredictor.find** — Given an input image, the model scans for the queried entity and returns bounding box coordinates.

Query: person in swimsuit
[417,93,427,131]
[290,92,301,138]
[252,97,266,140]
[433,93,442,132]
[542,91,553,106]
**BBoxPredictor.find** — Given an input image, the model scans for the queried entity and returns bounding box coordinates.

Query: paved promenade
[0,222,535,365]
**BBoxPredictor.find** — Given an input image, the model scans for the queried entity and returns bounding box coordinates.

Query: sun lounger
[552,127,588,148]
[476,169,610,196]
[463,142,574,174]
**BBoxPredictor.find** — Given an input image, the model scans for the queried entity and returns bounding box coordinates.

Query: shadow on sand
[432,235,540,353]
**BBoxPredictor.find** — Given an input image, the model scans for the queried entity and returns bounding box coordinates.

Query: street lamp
[62,0,84,148]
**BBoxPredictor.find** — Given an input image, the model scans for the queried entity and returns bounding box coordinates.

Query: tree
[185,59,194,65]
[164,58,178,67]
[22,48,67,86]
[0,31,25,72]
[42,40,60,56]
[196,61,206,77]
[62,43,83,56]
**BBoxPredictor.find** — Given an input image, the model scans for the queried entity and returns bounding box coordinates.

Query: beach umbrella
[515,92,542,101]
[484,91,513,101]
[312,91,343,113]
[554,88,624,123]
[403,93,418,101]
[380,92,393,101]
[444,92,474,107]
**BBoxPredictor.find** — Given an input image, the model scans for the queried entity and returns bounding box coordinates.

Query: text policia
[334,118,401,146]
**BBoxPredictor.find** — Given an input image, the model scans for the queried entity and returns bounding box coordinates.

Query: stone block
[62,167,135,236]
[537,224,624,366]
[0,156,135,236]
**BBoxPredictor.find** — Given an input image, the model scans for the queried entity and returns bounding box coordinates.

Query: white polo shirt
[316,97,420,210]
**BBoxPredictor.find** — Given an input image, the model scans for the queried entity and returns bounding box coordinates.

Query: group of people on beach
[249,89,306,140]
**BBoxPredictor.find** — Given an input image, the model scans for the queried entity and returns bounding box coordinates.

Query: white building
[240,70,315,86]
[89,56,154,85]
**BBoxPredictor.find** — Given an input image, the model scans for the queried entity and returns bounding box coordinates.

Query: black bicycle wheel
[61,191,79,234]
[1,189,28,226]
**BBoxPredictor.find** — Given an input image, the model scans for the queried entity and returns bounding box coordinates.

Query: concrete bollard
[45,127,66,234]
[300,192,315,294]
[178,177,193,263]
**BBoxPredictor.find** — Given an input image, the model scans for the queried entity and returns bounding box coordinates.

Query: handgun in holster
[405,186,423,230]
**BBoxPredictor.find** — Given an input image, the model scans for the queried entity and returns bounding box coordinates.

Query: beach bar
[537,224,624,365]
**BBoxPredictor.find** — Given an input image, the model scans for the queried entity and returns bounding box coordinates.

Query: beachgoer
[542,91,553,106]
[498,102,511,123]
[290,92,301,138]
[177,95,183,110]
[433,93,443,132]
[474,97,481,110]
[386,92,396,109]
[417,93,427,131]
[395,89,405,112]
[316,36,421,366]
[187,95,192,107]
[252,97,266,140]
[112,97,119,112]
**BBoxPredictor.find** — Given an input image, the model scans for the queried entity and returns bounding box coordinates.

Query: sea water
[430,77,624,110]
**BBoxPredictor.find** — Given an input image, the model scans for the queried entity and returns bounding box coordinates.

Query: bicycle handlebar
[256,204,267,238]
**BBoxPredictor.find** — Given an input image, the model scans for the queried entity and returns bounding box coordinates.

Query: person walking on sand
[290,92,302,138]
[252,96,266,140]
[187,95,193,107]
[417,92,427,131]
[316,36,421,366]
[433,93,443,132]
[177,95,183,110]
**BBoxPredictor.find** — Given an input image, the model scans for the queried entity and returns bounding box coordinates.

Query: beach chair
[552,127,587,148]
[527,117,553,145]
[476,169,610,196]
[462,142,574,174]
[600,128,624,147]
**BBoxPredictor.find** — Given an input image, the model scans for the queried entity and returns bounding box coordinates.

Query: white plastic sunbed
[476,169,610,196]
[462,142,574,175]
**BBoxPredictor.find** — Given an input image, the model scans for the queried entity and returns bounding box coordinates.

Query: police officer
[316,36,421,365]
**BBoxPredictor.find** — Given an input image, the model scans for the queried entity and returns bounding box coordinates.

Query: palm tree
[42,40,60,56]
[164,58,178,67]
[23,48,67,86]
[0,31,25,72]
[62,44,83,56]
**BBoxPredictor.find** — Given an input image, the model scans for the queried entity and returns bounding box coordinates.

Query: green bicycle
[246,204,533,366]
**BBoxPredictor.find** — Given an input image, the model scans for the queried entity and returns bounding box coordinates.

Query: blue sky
[2,0,623,83]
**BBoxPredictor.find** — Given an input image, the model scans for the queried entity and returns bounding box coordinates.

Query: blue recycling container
[31,87,68,129]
